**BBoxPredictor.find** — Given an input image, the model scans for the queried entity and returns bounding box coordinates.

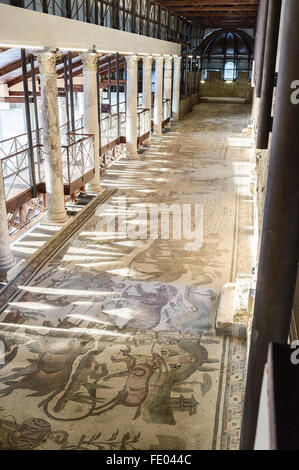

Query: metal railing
[61,131,94,186]
[163,98,171,122]
[0,129,44,200]
[137,107,150,140]
[4,0,194,45]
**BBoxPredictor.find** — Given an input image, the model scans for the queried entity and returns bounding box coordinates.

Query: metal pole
[108,56,111,112]
[240,0,299,449]
[30,54,41,182]
[68,51,75,132]
[63,55,70,134]
[21,48,37,198]
[256,0,269,98]
[257,0,282,149]
[116,52,120,143]
[96,58,102,161]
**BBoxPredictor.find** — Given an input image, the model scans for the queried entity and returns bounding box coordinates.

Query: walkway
[0,102,254,450]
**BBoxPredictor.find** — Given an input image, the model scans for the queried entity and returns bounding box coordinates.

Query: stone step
[215,273,252,339]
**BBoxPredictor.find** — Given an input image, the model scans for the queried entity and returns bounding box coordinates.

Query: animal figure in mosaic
[0,308,25,369]
[142,336,218,425]
[93,344,168,420]
[121,283,177,330]
[129,240,189,282]
[0,319,95,401]
[0,416,68,450]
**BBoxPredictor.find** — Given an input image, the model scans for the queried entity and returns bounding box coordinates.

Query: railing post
[86,0,91,23]
[42,0,48,14]
[116,52,121,144]
[65,0,72,19]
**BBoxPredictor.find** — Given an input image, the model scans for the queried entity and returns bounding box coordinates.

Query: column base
[126,151,138,160]
[86,182,103,194]
[45,210,68,225]
[0,257,23,284]
[0,252,16,272]
[153,127,162,136]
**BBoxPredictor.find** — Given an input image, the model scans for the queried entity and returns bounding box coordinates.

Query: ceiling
[156,0,260,29]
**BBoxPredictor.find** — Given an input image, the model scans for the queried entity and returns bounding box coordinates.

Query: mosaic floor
[0,102,254,450]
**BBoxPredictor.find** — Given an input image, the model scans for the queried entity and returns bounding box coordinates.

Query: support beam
[125,55,138,158]
[257,0,282,149]
[36,51,68,224]
[81,51,102,193]
[153,55,164,135]
[256,0,269,98]
[142,55,153,144]
[172,55,181,121]
[240,0,299,449]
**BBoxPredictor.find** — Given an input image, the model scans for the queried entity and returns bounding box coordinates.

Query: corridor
[0,102,254,450]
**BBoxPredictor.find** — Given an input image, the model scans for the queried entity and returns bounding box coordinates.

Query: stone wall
[179,92,200,119]
[200,71,252,101]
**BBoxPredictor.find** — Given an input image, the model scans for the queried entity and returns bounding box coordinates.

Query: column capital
[35,50,61,75]
[126,54,138,65]
[154,55,164,65]
[174,55,182,64]
[143,55,153,65]
[81,52,99,72]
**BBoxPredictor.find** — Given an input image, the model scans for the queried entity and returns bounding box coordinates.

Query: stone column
[0,164,15,273]
[126,55,138,158]
[81,51,102,193]
[163,56,173,129]
[142,55,153,145]
[153,55,164,136]
[172,56,181,121]
[36,51,67,224]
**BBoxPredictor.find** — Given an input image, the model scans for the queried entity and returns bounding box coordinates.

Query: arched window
[223,61,236,81]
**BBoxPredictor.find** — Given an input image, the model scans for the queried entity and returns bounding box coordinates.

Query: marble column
[36,51,67,224]
[163,56,173,129]
[172,56,181,121]
[81,52,102,192]
[0,163,15,272]
[153,56,164,136]
[142,55,153,145]
[126,55,138,158]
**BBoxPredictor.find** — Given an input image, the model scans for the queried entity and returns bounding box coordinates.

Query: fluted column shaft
[142,55,153,144]
[36,51,67,224]
[163,56,173,128]
[126,55,138,158]
[172,56,181,121]
[0,163,15,272]
[154,56,164,135]
[81,52,101,192]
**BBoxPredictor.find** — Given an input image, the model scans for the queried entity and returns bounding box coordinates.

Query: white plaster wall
[0,4,181,56]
